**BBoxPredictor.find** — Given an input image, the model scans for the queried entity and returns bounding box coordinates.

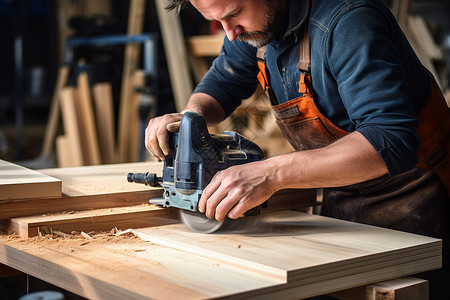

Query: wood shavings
[114,228,133,236]
[81,232,94,240]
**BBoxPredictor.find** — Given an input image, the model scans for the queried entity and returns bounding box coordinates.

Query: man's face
[190,0,284,48]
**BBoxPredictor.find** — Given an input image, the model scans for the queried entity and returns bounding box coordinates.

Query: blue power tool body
[128,111,264,232]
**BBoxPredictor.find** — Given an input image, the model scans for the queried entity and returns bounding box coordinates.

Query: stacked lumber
[54,71,116,167]
[0,162,169,237]
[43,0,150,167]
[0,159,61,201]
[117,0,146,163]
[0,161,316,238]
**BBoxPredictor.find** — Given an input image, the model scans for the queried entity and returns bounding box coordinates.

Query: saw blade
[179,209,225,233]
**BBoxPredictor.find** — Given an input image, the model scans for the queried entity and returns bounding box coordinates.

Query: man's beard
[237,0,283,48]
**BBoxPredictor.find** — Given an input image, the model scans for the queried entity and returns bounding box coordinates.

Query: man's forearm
[267,131,389,189]
[182,92,226,126]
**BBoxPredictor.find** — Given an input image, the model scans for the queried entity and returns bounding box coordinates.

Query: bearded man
[145,1,449,298]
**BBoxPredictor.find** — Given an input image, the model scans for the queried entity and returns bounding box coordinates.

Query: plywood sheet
[0,234,280,300]
[39,162,162,196]
[134,211,441,294]
[0,159,61,201]
[0,162,164,219]
[0,211,441,300]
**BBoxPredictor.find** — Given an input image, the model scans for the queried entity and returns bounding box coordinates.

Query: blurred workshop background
[0,0,449,169]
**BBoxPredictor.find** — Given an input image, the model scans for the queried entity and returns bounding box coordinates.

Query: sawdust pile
[1,227,149,250]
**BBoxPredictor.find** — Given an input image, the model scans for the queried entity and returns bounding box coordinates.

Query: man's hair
[165,0,190,13]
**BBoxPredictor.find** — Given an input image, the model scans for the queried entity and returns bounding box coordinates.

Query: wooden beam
[41,66,69,156]
[0,160,61,202]
[118,0,146,163]
[329,276,429,300]
[128,70,145,162]
[93,82,116,164]
[0,162,163,219]
[55,135,74,168]
[76,72,101,165]
[155,0,193,111]
[187,33,224,57]
[59,87,84,166]
[1,205,178,238]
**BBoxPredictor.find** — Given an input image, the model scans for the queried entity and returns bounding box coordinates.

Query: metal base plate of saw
[128,111,265,233]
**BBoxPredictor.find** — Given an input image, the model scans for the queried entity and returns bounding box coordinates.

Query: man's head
[166,0,285,48]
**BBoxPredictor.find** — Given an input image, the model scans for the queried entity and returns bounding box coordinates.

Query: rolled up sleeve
[327,7,424,175]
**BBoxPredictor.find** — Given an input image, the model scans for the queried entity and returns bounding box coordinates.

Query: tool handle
[127,172,161,187]
[166,121,181,132]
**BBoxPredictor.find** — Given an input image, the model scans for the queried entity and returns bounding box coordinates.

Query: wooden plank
[329,276,428,300]
[0,159,61,202]
[155,0,193,111]
[93,82,116,164]
[0,234,279,300]
[59,87,84,166]
[134,211,441,295]
[1,205,178,238]
[81,0,112,15]
[187,32,225,83]
[118,0,145,163]
[55,135,74,168]
[128,70,145,162]
[0,211,441,300]
[0,162,163,219]
[41,66,69,156]
[1,187,314,238]
[187,33,224,57]
[76,72,101,165]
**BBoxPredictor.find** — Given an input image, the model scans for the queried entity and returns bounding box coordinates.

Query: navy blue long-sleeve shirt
[194,0,430,176]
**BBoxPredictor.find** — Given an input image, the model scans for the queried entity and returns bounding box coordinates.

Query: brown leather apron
[257,20,449,299]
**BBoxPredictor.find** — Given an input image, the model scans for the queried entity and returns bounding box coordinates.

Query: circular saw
[127,111,264,233]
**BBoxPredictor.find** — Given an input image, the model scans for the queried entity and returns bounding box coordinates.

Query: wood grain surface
[0,211,441,299]
[0,159,61,201]
[0,162,163,219]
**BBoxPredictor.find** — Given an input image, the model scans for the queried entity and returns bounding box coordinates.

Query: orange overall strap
[256,46,277,104]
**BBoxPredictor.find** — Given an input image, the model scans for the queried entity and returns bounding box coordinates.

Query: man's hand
[198,161,277,221]
[145,113,183,161]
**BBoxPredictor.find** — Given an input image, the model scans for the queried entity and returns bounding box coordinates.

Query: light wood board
[0,162,163,219]
[93,82,115,164]
[0,211,441,299]
[0,233,280,300]
[0,159,61,202]
[155,0,193,111]
[134,211,441,297]
[76,72,101,165]
[59,87,84,166]
[0,161,314,220]
[0,188,314,238]
[329,276,429,300]
[1,204,179,238]
[118,0,145,162]
[41,65,69,156]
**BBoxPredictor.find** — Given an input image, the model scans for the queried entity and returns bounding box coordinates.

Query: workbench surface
[0,211,441,299]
